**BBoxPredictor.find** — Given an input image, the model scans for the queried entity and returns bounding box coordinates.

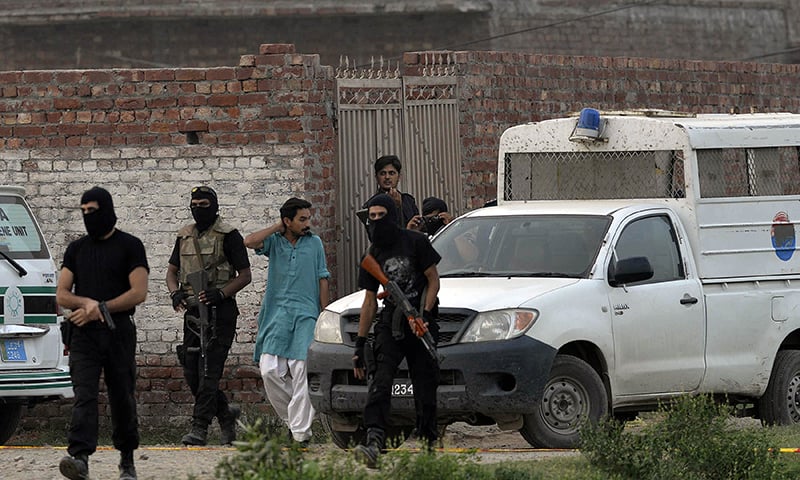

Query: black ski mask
[80,186,117,240]
[366,194,399,248]
[190,186,219,232]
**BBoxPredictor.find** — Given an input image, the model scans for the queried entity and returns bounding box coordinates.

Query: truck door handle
[680,296,698,305]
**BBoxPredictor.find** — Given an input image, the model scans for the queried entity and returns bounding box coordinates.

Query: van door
[607,212,705,395]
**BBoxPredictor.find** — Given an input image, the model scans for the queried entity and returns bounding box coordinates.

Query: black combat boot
[219,404,241,445]
[59,452,89,480]
[353,427,385,469]
[119,450,137,480]
[181,423,208,446]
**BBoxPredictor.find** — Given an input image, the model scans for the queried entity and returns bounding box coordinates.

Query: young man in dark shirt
[352,193,441,468]
[362,155,419,228]
[56,186,149,480]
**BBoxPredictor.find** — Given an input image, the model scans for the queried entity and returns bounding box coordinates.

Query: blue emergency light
[570,108,603,142]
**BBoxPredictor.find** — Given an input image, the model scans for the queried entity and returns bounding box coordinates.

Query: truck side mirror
[608,256,653,287]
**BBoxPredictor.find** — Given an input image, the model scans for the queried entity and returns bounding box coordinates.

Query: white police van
[0,186,72,445]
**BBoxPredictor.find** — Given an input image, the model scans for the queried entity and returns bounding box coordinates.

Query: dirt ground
[0,423,578,479]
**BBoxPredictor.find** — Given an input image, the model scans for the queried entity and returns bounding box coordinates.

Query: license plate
[2,339,27,362]
[391,379,414,397]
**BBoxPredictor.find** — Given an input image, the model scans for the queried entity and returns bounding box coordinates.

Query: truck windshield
[434,215,611,278]
[0,195,49,260]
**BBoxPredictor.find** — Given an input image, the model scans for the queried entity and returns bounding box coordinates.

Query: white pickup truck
[307,110,800,449]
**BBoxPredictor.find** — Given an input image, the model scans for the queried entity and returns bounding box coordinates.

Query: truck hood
[438,277,579,310]
[326,277,580,314]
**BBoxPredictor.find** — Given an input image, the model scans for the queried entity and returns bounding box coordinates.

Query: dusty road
[0,424,578,479]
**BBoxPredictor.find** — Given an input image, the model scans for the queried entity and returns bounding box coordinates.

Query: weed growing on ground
[216,416,543,480]
[580,394,787,480]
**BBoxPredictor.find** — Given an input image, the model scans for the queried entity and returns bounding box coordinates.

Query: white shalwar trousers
[259,353,315,442]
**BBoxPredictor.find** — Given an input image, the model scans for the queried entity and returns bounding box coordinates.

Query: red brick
[21,71,52,83]
[53,98,82,110]
[255,55,286,66]
[272,119,302,131]
[178,120,208,132]
[208,95,237,107]
[174,69,206,81]
[116,124,147,134]
[147,98,177,108]
[144,69,176,81]
[206,68,235,81]
[208,121,238,132]
[58,124,88,135]
[115,98,147,109]
[14,125,43,136]
[0,72,22,83]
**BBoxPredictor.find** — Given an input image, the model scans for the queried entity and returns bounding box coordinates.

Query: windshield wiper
[0,250,27,277]
[440,271,484,278]
[511,271,581,278]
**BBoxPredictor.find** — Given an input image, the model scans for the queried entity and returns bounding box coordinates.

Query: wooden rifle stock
[361,254,438,361]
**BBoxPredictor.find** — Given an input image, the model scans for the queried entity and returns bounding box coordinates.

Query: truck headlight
[461,309,538,343]
[314,310,343,344]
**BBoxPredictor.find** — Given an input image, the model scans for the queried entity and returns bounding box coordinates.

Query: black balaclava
[367,193,399,248]
[80,186,117,240]
[190,186,219,232]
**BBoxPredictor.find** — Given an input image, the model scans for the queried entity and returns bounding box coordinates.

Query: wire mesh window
[697,147,800,198]
[503,151,685,201]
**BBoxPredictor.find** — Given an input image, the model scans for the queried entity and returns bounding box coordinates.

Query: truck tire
[0,403,23,445]
[759,350,800,426]
[320,413,365,449]
[519,355,608,448]
[319,413,414,450]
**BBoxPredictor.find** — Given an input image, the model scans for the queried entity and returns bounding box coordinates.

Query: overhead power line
[438,0,663,51]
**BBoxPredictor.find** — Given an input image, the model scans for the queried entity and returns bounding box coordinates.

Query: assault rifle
[360,254,438,361]
[185,270,211,376]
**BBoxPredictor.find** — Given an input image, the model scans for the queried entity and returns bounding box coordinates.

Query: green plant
[580,394,787,480]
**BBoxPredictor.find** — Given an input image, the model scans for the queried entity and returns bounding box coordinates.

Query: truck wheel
[759,350,800,426]
[0,403,23,445]
[519,355,608,448]
[319,413,365,449]
[319,413,414,449]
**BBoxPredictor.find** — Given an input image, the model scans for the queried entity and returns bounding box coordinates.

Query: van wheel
[759,350,800,425]
[519,355,608,448]
[0,403,23,445]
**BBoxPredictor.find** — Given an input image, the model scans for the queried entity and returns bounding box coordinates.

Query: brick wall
[5,43,800,432]
[1,43,337,430]
[424,52,800,209]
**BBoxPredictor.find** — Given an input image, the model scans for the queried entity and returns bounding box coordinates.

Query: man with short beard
[244,197,330,446]
[166,186,251,446]
[57,186,149,480]
[352,193,441,468]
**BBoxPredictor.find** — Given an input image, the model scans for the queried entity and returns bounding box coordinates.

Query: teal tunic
[253,232,330,361]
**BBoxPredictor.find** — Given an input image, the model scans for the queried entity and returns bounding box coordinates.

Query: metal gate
[335,57,462,294]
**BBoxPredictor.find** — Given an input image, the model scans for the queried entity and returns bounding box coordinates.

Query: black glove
[423,310,439,345]
[353,336,367,370]
[171,290,188,309]
[203,288,225,306]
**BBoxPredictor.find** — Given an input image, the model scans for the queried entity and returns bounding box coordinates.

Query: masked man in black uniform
[57,186,149,480]
[352,194,441,468]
